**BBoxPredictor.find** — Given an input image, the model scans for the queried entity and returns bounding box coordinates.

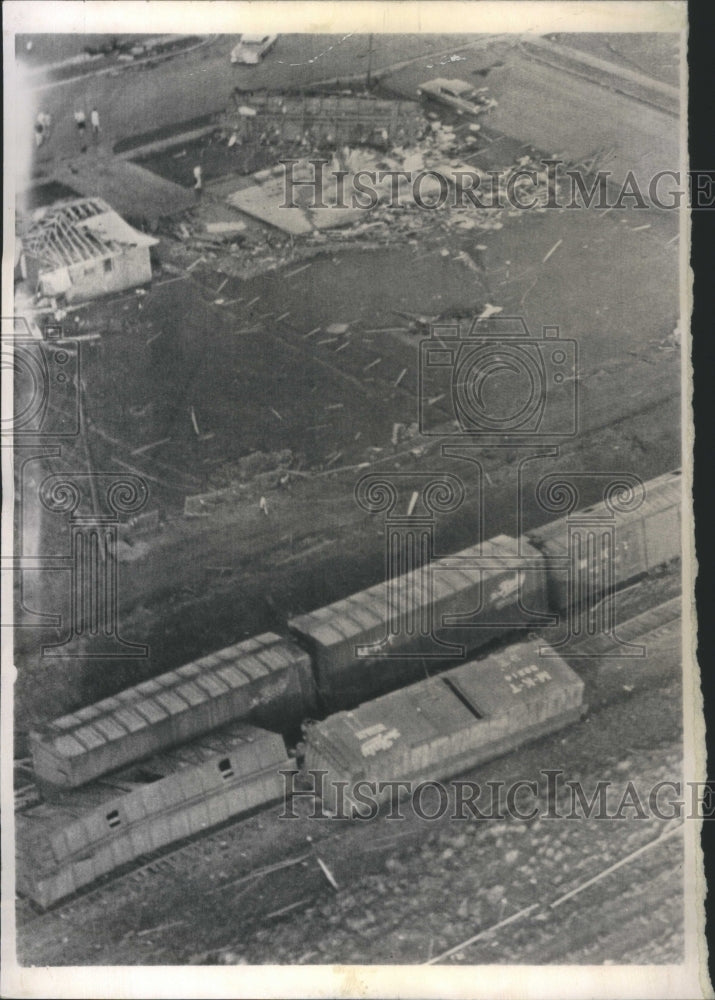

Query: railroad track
[17,584,681,925]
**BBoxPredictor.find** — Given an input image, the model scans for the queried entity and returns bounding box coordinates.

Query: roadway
[23,34,472,169]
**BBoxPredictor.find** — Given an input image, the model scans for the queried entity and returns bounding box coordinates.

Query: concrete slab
[227,180,314,235]
[50,155,196,221]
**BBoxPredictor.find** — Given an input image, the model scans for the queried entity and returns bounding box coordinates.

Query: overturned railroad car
[303,638,585,814]
[17,723,291,908]
[289,534,549,712]
[30,632,315,790]
[528,469,681,613]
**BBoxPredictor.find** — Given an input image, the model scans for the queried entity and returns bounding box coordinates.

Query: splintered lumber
[541,239,563,263]
[131,437,171,456]
[316,856,339,891]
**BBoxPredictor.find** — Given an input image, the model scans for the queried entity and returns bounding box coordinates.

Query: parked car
[230,34,278,65]
[416,77,496,116]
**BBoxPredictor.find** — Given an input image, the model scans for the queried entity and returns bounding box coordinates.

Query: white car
[230,34,278,65]
[417,78,496,117]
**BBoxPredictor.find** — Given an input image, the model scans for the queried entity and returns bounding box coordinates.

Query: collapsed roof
[22,197,158,272]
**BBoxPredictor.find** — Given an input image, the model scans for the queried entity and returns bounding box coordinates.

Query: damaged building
[224,91,426,149]
[22,197,158,303]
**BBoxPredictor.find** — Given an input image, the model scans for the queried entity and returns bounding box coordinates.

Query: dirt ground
[14,183,680,728]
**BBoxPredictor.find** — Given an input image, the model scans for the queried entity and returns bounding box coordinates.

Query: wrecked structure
[224,91,426,149]
[22,197,158,303]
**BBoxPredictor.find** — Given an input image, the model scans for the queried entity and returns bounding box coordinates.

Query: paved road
[385,41,680,192]
[23,34,470,171]
[23,32,680,203]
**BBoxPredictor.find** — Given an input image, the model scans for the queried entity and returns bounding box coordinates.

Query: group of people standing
[73,107,101,151]
[33,106,101,150]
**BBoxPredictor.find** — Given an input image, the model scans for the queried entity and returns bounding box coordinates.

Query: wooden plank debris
[286,263,311,279]
[265,898,312,921]
[541,239,563,263]
[131,437,171,456]
[316,856,339,891]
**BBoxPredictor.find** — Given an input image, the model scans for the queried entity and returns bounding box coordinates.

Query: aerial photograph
[4,2,703,994]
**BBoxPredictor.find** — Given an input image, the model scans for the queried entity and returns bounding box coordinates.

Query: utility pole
[366,33,374,91]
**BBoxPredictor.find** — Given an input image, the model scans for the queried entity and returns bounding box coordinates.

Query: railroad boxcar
[17,723,292,908]
[302,638,585,814]
[528,470,681,613]
[30,632,315,791]
[289,534,549,712]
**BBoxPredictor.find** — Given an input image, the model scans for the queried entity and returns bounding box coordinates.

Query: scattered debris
[541,239,563,263]
[265,898,312,921]
[131,437,171,456]
[205,221,247,235]
[286,263,311,278]
[478,303,503,321]
[316,856,339,891]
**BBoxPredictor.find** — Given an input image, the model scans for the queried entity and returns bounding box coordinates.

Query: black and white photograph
[1,2,706,997]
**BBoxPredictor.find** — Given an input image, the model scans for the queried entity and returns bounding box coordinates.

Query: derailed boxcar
[528,469,681,612]
[30,633,315,790]
[302,638,585,814]
[289,534,548,711]
[17,724,290,908]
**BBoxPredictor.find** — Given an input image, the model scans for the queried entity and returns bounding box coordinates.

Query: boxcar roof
[529,470,680,546]
[33,633,308,757]
[289,534,525,648]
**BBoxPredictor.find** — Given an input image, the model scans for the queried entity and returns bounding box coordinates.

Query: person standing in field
[74,108,87,151]
[90,107,100,138]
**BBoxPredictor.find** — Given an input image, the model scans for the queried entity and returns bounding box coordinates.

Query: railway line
[13,467,682,921]
[16,578,682,924]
